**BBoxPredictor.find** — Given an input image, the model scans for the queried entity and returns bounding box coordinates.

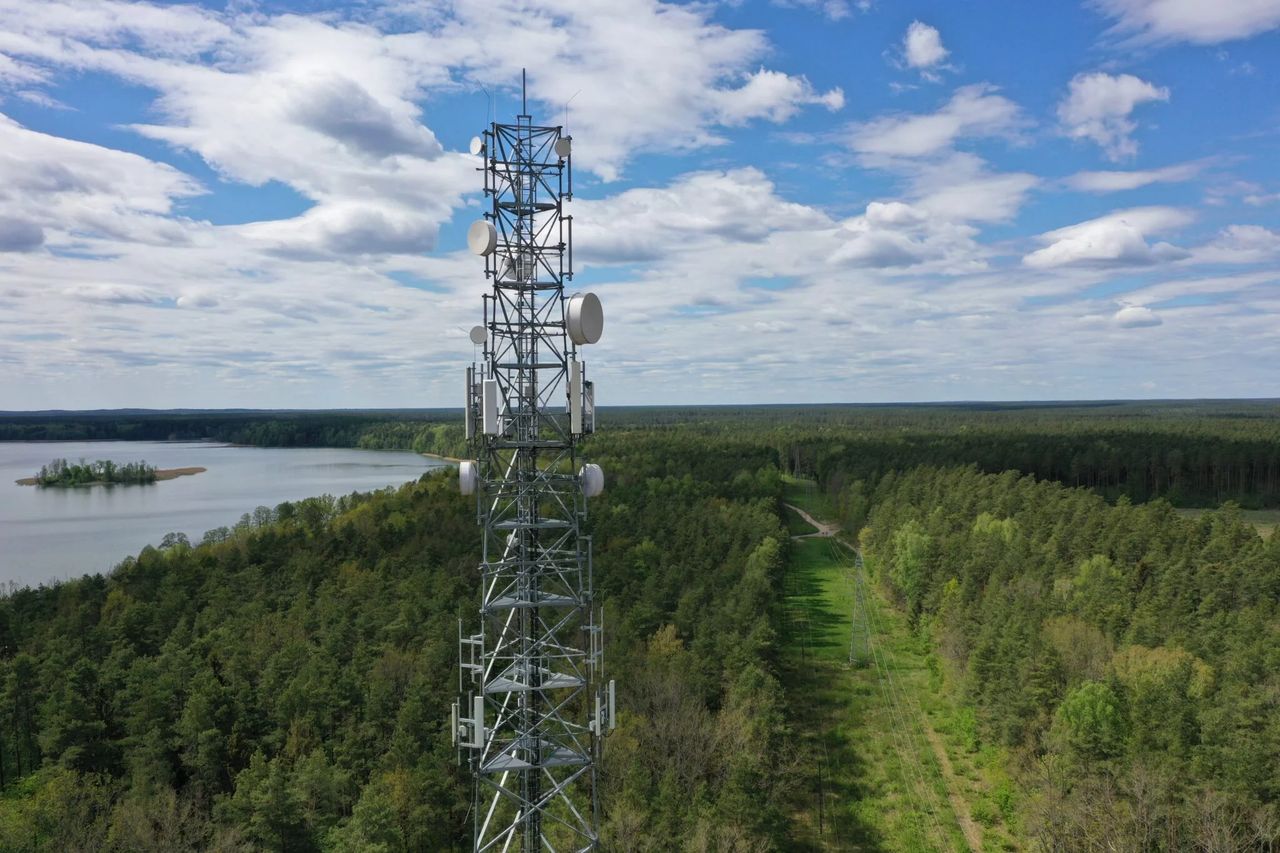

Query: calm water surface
[0,441,447,586]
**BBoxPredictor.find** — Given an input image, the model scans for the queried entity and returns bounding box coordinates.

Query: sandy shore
[16,466,207,486]
[421,452,464,464]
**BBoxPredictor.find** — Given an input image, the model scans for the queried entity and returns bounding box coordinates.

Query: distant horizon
[3,397,1280,418]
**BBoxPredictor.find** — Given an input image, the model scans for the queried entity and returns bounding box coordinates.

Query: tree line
[33,458,157,486]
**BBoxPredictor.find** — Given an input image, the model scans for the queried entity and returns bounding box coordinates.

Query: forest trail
[785,502,838,538]
[920,716,983,852]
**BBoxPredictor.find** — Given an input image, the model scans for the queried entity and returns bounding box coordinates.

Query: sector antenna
[453,71,614,852]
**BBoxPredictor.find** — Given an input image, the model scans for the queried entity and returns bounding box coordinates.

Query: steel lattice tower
[454,74,613,853]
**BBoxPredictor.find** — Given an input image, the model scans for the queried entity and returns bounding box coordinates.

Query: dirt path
[921,719,983,851]
[784,503,839,538]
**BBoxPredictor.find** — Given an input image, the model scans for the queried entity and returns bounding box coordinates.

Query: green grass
[783,475,837,524]
[781,536,970,851]
[779,505,1024,851]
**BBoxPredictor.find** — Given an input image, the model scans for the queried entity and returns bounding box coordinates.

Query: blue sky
[0,0,1276,408]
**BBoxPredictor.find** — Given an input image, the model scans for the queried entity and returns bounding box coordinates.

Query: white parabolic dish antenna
[580,463,604,498]
[467,220,498,256]
[469,325,487,344]
[566,292,603,345]
[469,136,484,156]
[554,137,572,158]
[459,460,478,495]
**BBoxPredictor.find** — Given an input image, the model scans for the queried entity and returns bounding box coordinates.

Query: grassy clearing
[1174,506,1279,538]
[782,474,838,524]
[782,534,973,851]
[780,480,1022,852]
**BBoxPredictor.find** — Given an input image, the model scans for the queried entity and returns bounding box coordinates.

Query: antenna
[521,67,527,116]
[456,73,613,852]
[564,89,581,133]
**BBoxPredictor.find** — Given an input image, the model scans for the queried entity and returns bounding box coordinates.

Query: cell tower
[453,72,614,852]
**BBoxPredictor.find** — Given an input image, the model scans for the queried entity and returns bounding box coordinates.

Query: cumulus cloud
[1023,207,1192,268]
[909,153,1039,222]
[1114,305,1162,327]
[444,1,844,180]
[1065,161,1201,192]
[902,21,949,75]
[0,113,203,246]
[830,201,985,271]
[574,168,831,263]
[1192,224,1280,264]
[1057,72,1169,160]
[1091,0,1280,44]
[850,84,1021,159]
[714,68,844,124]
[0,0,844,227]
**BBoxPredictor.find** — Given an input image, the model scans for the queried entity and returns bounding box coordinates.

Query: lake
[0,441,448,586]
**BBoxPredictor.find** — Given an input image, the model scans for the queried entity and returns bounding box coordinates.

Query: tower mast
[454,72,612,852]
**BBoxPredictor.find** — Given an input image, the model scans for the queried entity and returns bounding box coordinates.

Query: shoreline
[421,452,464,464]
[16,466,207,487]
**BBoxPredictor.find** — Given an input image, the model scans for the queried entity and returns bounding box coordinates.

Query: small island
[16,457,206,487]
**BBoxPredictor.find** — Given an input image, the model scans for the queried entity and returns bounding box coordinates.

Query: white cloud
[1192,224,1280,263]
[0,113,203,247]
[1023,206,1192,268]
[1114,305,1162,327]
[1092,0,1280,44]
[774,0,869,22]
[850,84,1021,158]
[910,153,1039,222]
[1243,191,1280,206]
[573,168,831,264]
[902,21,949,73]
[714,68,844,125]
[831,200,985,271]
[1065,161,1201,192]
[0,0,843,195]
[444,1,844,180]
[1057,72,1169,160]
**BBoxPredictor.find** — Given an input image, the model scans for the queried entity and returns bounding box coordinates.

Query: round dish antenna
[469,136,484,156]
[458,460,478,495]
[554,137,572,159]
[469,325,487,344]
[566,292,604,345]
[467,220,497,256]
[580,463,604,498]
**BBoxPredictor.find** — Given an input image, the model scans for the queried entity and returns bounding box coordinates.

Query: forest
[0,402,1275,849]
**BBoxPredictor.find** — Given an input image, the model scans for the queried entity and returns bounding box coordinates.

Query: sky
[0,0,1277,409]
